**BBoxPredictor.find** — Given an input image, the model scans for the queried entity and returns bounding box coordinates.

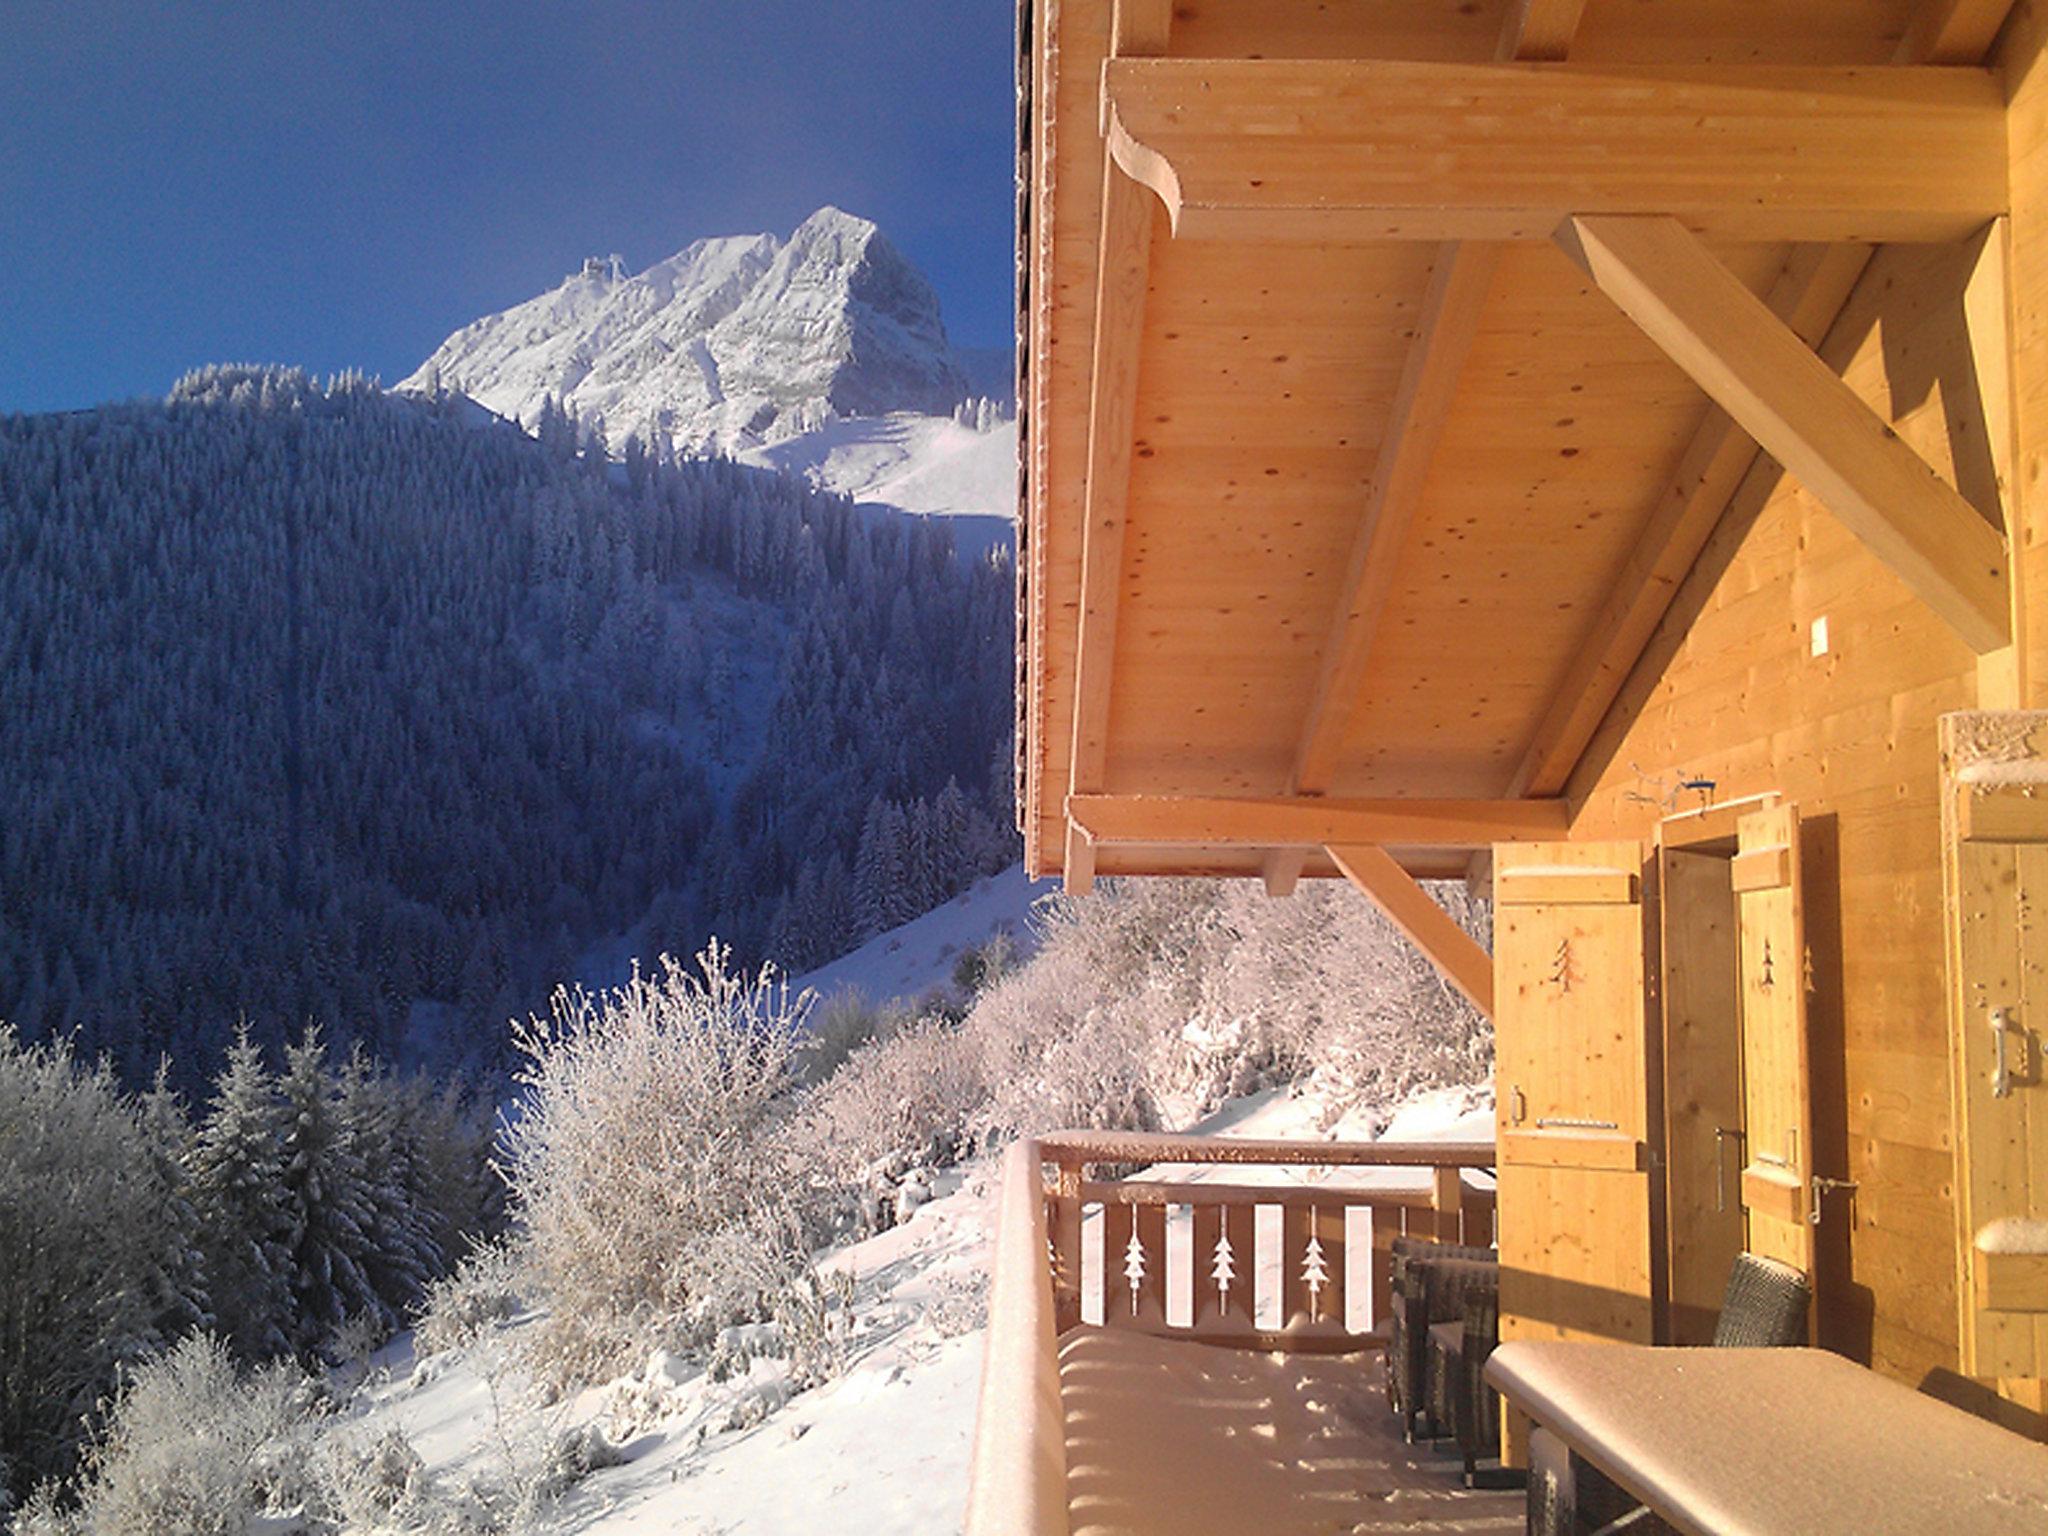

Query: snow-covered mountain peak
[402,207,971,454]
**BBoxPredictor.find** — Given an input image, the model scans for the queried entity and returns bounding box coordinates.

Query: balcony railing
[965,1130,1497,1536]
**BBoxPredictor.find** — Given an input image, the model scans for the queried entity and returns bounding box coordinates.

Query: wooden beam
[1509,243,1875,796]
[1558,214,2010,654]
[1509,4,2014,802]
[1904,0,2019,63]
[1263,248,1497,899]
[1067,794,1569,850]
[1327,844,1494,1017]
[1498,0,1586,61]
[1291,245,1500,797]
[1103,60,2005,244]
[1062,0,1170,896]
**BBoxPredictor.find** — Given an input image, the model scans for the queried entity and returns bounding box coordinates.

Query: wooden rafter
[1558,215,2010,654]
[1289,247,1499,797]
[1267,2,1586,900]
[1062,0,1171,897]
[1068,795,1568,850]
[1102,59,2004,245]
[1328,845,1494,1016]
[1263,247,1498,893]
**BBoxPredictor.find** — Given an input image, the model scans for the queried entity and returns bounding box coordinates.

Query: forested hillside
[0,367,1015,1083]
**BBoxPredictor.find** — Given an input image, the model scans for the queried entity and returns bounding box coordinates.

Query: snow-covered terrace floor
[1059,1329,1520,1536]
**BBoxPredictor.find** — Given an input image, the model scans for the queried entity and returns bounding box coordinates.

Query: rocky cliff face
[402,207,970,452]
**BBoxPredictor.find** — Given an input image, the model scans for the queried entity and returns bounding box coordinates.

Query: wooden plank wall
[1567,8,2047,1386]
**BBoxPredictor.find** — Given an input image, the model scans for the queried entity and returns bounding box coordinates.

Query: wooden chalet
[968,0,2048,1531]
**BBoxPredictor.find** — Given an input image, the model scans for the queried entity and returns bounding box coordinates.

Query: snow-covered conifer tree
[277,1027,382,1351]
[189,1029,294,1361]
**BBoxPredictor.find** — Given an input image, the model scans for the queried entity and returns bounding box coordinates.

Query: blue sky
[0,1,1015,414]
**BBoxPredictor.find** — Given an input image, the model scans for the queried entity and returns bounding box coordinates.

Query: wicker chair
[1396,1253,1499,1442]
[1525,1252,1812,1536]
[1430,1284,1502,1484]
[1385,1236,1496,1432]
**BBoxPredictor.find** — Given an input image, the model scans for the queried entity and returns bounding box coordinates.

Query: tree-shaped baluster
[1211,1225,1237,1313]
[1302,1208,1330,1320]
[1123,1224,1147,1316]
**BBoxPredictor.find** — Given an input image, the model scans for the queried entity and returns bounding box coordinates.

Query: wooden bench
[1485,1341,2048,1535]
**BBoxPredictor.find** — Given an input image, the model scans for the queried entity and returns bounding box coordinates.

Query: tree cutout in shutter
[1759,936,1775,991]
[1549,938,1579,994]
[1302,1211,1329,1319]
[1123,1225,1147,1316]
[1211,1225,1237,1311]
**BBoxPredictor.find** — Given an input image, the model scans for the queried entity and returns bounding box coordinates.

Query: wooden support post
[1430,1164,1466,1243]
[1557,214,2011,654]
[1961,219,2030,707]
[1328,844,1495,1017]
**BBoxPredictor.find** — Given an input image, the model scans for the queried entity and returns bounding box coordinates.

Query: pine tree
[137,1059,214,1342]
[338,1046,440,1319]
[277,1026,383,1352]
[189,1029,294,1360]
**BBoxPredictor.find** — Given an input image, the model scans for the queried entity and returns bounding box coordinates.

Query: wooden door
[1732,804,1816,1283]
[1943,711,2048,1389]
[1494,842,1657,1350]
[1657,841,1746,1344]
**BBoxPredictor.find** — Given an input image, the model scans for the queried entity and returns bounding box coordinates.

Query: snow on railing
[965,1132,1496,1536]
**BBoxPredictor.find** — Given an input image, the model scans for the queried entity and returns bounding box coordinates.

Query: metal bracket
[1535,1116,1620,1132]
[1810,1175,1859,1227]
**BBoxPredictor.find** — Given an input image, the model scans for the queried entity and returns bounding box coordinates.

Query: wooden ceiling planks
[1020,0,2006,883]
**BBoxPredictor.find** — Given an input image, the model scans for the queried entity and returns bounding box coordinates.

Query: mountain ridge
[403,207,974,455]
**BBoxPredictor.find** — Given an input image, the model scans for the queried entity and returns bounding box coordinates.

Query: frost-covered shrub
[0,1029,192,1504]
[958,875,1490,1143]
[500,945,814,1387]
[926,1269,990,1339]
[65,1335,324,1536]
[775,1266,858,1390]
[796,990,892,1087]
[415,1240,525,1358]
[799,1016,986,1198]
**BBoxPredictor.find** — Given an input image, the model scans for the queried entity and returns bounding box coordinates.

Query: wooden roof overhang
[1016,0,2020,913]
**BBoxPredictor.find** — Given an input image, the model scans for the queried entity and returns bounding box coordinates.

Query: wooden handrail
[1037,1128,1496,1169]
[1077,1178,1494,1210]
[964,1140,1071,1536]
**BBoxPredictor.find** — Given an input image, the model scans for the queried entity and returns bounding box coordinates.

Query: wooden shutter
[1732,804,1816,1283]
[1943,712,2048,1383]
[1495,842,1657,1349]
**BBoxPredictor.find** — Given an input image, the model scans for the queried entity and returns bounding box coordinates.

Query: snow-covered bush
[0,1029,192,1504]
[500,945,815,1387]
[925,1269,990,1339]
[774,1266,858,1390]
[798,1016,986,1210]
[62,1334,325,1536]
[415,1240,525,1358]
[959,875,1490,1142]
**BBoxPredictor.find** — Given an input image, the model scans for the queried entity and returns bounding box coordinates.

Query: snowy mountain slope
[738,411,1018,557]
[403,208,970,454]
[345,1084,1490,1535]
[795,863,1053,1010]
